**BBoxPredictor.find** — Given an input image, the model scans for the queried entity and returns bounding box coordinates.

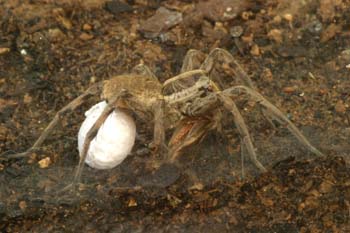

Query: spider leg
[201,48,255,89]
[151,99,168,158]
[162,69,206,91]
[3,83,102,159]
[218,93,267,172]
[181,49,206,73]
[66,90,128,191]
[132,64,158,80]
[223,86,324,157]
[201,48,280,134]
[168,117,215,162]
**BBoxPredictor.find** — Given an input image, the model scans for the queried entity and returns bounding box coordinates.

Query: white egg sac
[78,101,136,169]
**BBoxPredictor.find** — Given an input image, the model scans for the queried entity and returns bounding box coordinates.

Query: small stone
[19,201,27,211]
[79,32,94,40]
[241,11,253,20]
[320,23,342,43]
[105,0,133,15]
[319,180,334,193]
[283,86,296,94]
[241,33,253,43]
[197,0,252,22]
[139,7,183,39]
[38,157,51,168]
[273,15,282,24]
[283,13,293,22]
[230,25,243,38]
[83,23,92,31]
[268,29,283,44]
[57,16,72,30]
[335,100,346,113]
[0,47,10,55]
[250,44,260,56]
[319,88,328,95]
[23,93,32,104]
[261,68,273,81]
[306,19,323,34]
[128,197,137,207]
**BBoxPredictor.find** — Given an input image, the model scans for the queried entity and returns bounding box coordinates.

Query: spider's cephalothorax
[6,48,323,189]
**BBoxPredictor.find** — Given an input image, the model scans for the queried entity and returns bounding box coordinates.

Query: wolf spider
[6,48,323,188]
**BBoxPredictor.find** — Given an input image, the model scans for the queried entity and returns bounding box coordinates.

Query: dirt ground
[1,0,350,232]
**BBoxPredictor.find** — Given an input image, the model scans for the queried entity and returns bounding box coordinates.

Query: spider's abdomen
[102,74,163,106]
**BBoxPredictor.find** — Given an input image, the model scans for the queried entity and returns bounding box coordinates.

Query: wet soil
[0,0,350,232]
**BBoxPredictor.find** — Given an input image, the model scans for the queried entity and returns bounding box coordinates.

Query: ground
[0,0,350,232]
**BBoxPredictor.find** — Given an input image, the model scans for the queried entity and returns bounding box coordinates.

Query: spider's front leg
[62,90,129,191]
[201,48,255,89]
[3,83,102,159]
[132,63,158,80]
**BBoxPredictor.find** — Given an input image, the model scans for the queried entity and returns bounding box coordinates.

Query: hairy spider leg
[4,83,102,159]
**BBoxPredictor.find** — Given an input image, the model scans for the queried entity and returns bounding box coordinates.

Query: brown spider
[5,48,323,188]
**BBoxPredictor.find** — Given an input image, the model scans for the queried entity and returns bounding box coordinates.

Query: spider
[5,48,323,188]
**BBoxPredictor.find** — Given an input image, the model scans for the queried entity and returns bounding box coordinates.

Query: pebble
[283,86,296,94]
[83,23,92,31]
[79,32,94,40]
[104,0,133,15]
[18,201,27,211]
[320,23,342,43]
[268,29,283,44]
[38,157,51,169]
[250,44,260,56]
[283,13,293,22]
[139,7,183,39]
[334,100,346,113]
[230,25,243,38]
[0,47,10,55]
[48,28,65,42]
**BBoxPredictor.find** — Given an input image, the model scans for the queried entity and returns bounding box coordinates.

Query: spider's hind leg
[223,86,324,157]
[218,93,267,172]
[3,83,102,159]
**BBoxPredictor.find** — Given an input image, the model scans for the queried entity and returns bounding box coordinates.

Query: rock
[334,100,346,113]
[104,0,133,15]
[79,32,94,40]
[283,86,297,94]
[318,180,334,193]
[268,29,283,44]
[250,44,260,56]
[230,25,243,38]
[320,23,342,43]
[48,28,65,42]
[197,0,252,22]
[0,47,10,55]
[83,23,93,31]
[38,157,51,168]
[18,201,27,211]
[139,7,183,39]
